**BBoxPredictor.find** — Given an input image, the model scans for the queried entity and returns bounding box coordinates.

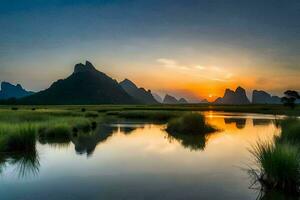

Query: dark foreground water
[0,112,282,200]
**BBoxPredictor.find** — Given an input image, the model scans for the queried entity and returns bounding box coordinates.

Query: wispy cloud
[156,58,177,67]
[156,58,234,82]
[194,65,206,70]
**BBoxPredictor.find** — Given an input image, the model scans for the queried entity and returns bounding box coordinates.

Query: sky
[0,0,299,102]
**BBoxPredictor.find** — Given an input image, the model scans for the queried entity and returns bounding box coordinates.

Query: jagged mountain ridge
[163,94,188,104]
[252,90,281,104]
[0,82,34,99]
[19,61,137,105]
[119,79,158,104]
[214,86,250,104]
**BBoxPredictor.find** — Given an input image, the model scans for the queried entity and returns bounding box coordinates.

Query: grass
[0,123,36,152]
[0,104,299,116]
[166,113,217,135]
[0,108,99,153]
[166,113,217,151]
[250,142,300,194]
[250,118,300,195]
[38,123,71,144]
[85,111,99,118]
[276,118,300,144]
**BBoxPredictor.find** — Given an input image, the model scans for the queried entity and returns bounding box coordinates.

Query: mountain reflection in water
[0,112,284,200]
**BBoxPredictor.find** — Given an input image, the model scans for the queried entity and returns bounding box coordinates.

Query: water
[0,112,281,200]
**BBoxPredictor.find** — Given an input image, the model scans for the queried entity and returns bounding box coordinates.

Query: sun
[208,94,213,98]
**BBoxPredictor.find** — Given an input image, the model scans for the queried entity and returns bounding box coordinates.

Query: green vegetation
[0,123,36,152]
[85,111,99,118]
[276,118,300,143]
[166,113,217,151]
[0,104,299,116]
[166,113,217,134]
[0,104,296,154]
[38,123,71,144]
[0,109,99,153]
[250,142,300,193]
[250,118,300,195]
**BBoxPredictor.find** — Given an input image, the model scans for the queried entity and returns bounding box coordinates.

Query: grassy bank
[166,113,217,135]
[0,104,299,116]
[0,109,100,153]
[250,118,300,195]
[166,113,218,151]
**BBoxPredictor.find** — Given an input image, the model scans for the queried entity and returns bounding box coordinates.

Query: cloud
[157,58,191,70]
[225,73,233,79]
[156,58,234,82]
[156,58,177,67]
[211,66,222,71]
[194,65,206,70]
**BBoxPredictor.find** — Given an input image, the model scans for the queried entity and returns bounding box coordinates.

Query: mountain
[152,93,163,103]
[178,98,188,104]
[252,90,282,104]
[19,61,137,105]
[214,86,250,104]
[163,94,190,104]
[0,82,34,99]
[200,99,209,104]
[119,79,158,104]
[163,94,179,104]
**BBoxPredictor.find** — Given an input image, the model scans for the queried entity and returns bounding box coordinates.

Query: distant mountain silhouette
[119,79,158,104]
[214,86,250,104]
[19,61,137,104]
[252,90,282,104]
[163,94,178,104]
[163,94,189,104]
[152,93,163,103]
[178,98,188,104]
[200,99,209,104]
[0,82,34,99]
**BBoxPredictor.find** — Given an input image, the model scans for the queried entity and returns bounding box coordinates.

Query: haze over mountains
[163,94,188,104]
[0,61,294,105]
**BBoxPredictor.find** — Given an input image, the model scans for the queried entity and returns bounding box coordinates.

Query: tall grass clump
[85,111,99,118]
[250,142,300,194]
[277,118,300,144]
[38,123,71,139]
[0,124,36,152]
[166,113,217,135]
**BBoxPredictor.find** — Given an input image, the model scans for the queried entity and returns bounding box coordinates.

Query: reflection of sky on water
[0,112,281,200]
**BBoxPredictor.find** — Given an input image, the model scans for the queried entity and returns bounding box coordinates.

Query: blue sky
[0,0,299,100]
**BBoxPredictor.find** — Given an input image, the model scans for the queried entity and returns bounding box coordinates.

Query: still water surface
[0,112,281,200]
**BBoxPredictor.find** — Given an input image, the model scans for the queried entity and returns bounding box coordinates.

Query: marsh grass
[166,113,217,135]
[166,113,217,151]
[38,123,71,144]
[0,108,97,153]
[85,111,99,118]
[0,123,36,152]
[276,118,300,144]
[250,142,300,194]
